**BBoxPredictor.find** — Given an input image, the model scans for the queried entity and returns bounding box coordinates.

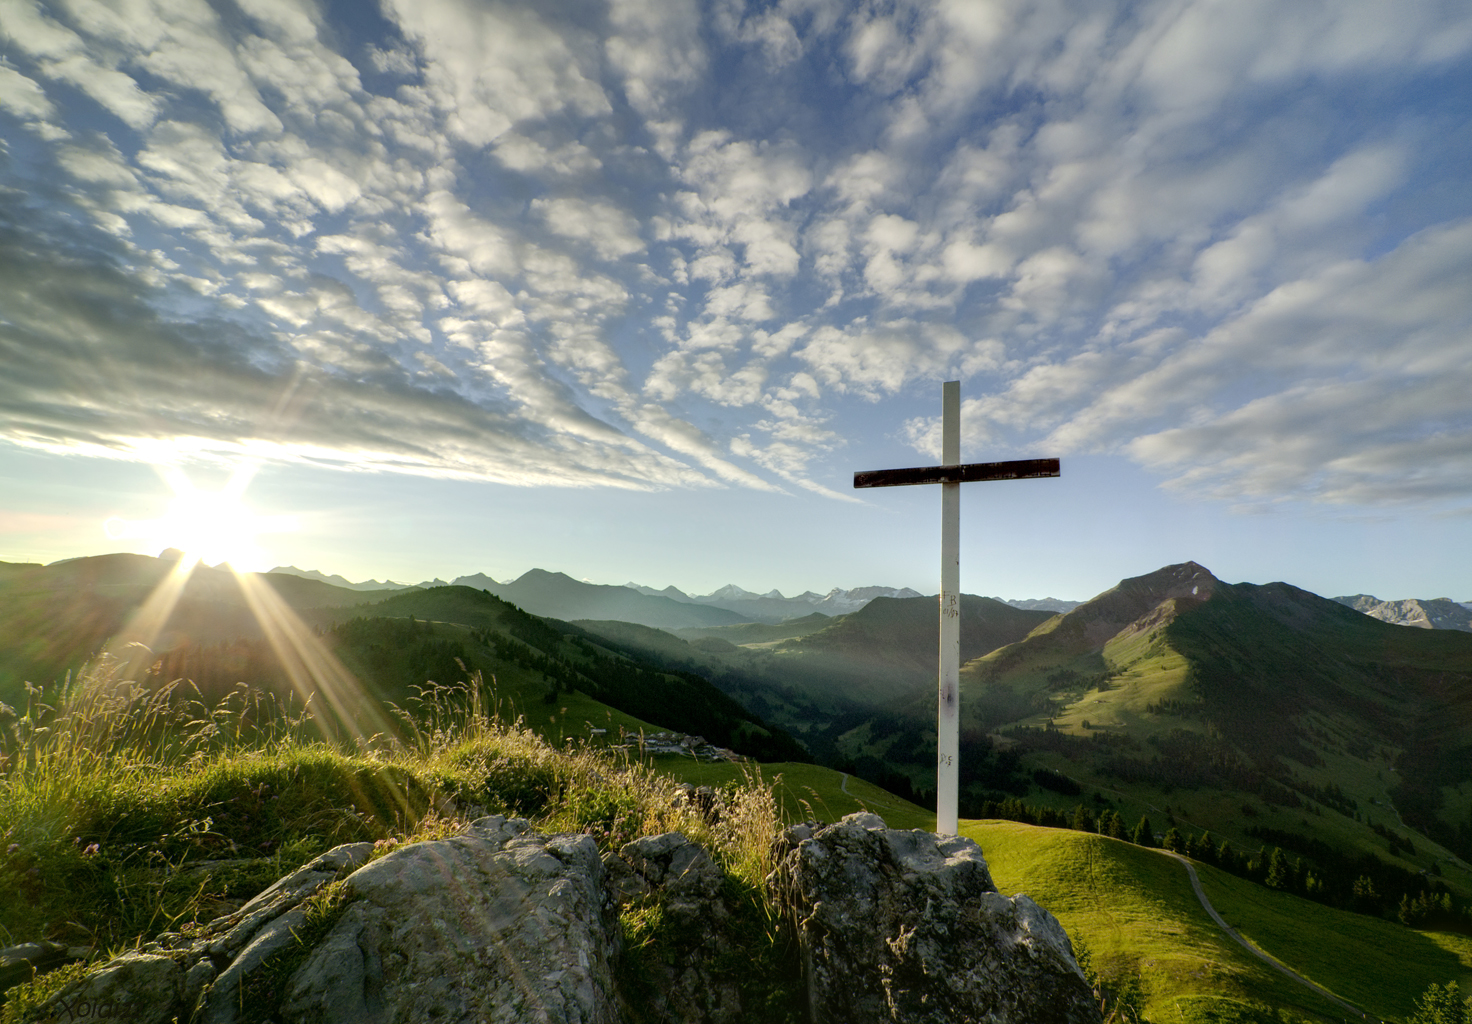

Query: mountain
[450,572,500,589]
[671,613,833,646]
[769,594,1056,704]
[478,569,747,629]
[268,566,410,591]
[0,554,383,697]
[1333,594,1472,632]
[994,597,1081,613]
[622,582,697,604]
[970,560,1218,685]
[622,580,925,623]
[916,562,1472,898]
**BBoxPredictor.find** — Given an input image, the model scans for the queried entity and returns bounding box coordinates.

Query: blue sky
[1,0,1469,602]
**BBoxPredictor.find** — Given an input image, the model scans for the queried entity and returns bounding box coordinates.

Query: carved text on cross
[854,381,1059,835]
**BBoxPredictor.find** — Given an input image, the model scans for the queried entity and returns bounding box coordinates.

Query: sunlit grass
[970,819,1472,1024]
[0,657,795,978]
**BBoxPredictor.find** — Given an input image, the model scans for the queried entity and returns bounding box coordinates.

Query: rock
[773,812,1100,1024]
[0,941,89,994]
[279,815,619,1024]
[30,813,1099,1024]
[22,842,375,1024]
[608,833,744,1024]
[206,842,375,958]
[31,952,183,1024]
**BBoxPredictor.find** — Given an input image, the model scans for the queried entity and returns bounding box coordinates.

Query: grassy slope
[970,819,1472,1023]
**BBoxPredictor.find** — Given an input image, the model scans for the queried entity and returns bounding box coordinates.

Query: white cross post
[855,380,1059,835]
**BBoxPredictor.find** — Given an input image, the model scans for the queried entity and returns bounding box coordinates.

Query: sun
[105,464,296,573]
[158,488,267,570]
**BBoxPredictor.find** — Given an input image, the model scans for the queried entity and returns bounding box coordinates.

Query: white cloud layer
[1,0,1469,509]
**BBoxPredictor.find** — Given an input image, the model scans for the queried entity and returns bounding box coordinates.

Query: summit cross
[854,381,1059,836]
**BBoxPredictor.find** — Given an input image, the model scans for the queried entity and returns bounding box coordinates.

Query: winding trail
[1160,850,1379,1022]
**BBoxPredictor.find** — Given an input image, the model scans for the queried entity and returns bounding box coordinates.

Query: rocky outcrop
[20,814,1097,1024]
[279,816,618,1024]
[773,813,1099,1024]
[605,832,748,1024]
[1334,594,1472,631]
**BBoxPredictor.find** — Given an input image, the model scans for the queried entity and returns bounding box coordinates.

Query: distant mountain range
[1333,594,1472,632]
[269,566,411,592]
[268,565,1080,623]
[624,580,1084,619]
[621,581,924,622]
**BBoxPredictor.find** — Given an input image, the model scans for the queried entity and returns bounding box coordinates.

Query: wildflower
[82,843,100,858]
[374,837,399,853]
[5,843,17,855]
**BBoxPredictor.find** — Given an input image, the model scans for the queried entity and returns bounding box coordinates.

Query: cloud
[0,65,55,121]
[384,0,610,147]
[1053,218,1472,503]
[0,209,702,490]
[533,196,644,260]
[797,321,968,398]
[3,0,1470,513]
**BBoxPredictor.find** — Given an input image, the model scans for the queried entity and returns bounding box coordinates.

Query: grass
[652,756,934,831]
[969,818,1472,1023]
[1195,862,1472,1018]
[0,657,794,980]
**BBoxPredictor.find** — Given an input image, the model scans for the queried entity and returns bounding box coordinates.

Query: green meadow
[967,819,1472,1023]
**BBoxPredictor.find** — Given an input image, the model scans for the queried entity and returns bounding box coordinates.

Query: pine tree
[1265,847,1291,890]
[1162,827,1185,854]
[1131,816,1155,847]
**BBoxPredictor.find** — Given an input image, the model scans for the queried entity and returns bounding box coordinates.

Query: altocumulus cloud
[0,0,1469,508]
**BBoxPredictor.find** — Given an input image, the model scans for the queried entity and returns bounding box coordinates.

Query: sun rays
[99,461,390,748]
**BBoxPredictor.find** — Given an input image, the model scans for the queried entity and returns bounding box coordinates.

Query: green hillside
[765,593,1053,704]
[971,819,1472,1023]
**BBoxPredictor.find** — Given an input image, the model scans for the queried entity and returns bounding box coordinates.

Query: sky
[1,0,1470,603]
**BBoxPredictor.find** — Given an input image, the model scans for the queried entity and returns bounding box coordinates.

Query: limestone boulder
[280,815,619,1024]
[773,811,1100,1024]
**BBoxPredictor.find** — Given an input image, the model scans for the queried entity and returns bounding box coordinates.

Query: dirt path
[1160,850,1378,1022]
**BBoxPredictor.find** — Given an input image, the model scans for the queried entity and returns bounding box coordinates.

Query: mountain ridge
[1333,593,1472,632]
[269,565,411,591]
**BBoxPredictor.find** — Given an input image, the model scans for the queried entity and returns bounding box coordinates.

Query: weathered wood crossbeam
[854,458,1060,489]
